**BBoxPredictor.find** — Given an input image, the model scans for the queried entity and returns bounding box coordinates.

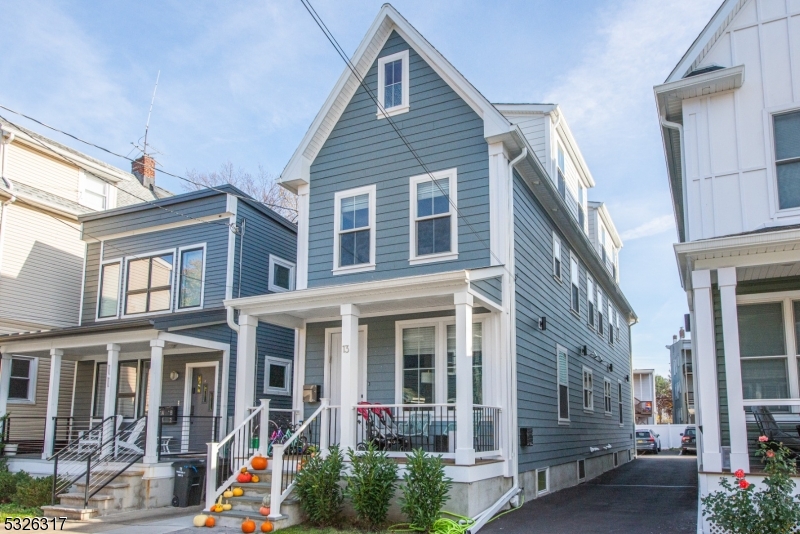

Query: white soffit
[655,65,744,117]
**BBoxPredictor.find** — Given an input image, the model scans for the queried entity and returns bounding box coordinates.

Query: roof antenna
[142,70,160,156]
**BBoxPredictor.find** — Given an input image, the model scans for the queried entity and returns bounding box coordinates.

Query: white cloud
[620,214,675,241]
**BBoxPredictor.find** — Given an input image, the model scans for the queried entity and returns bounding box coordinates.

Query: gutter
[0,129,17,280]
[659,115,688,244]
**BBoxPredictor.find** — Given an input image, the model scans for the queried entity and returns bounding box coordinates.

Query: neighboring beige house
[0,120,170,452]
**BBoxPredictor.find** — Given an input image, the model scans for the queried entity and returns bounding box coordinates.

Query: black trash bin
[172,459,207,507]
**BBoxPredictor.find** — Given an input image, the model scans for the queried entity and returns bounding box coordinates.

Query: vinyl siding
[4,143,80,203]
[0,203,84,330]
[713,286,730,447]
[512,171,633,474]
[471,276,502,305]
[498,113,548,166]
[307,31,490,286]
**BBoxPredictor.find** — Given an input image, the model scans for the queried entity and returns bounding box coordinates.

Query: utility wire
[299,0,513,274]
[0,105,297,215]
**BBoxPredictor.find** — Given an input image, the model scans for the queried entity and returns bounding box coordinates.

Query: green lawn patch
[0,503,41,519]
[279,526,382,534]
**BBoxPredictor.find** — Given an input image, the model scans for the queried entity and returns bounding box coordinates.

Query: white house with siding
[654,0,800,530]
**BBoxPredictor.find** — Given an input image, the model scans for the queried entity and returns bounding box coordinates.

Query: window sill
[558,419,570,425]
[8,399,35,405]
[570,308,580,318]
[409,252,458,266]
[264,389,291,397]
[376,104,410,119]
[584,408,594,414]
[268,285,293,293]
[332,263,376,275]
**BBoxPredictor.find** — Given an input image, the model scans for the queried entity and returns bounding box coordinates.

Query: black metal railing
[157,415,220,460]
[2,416,47,454]
[356,404,455,453]
[473,406,501,453]
[52,417,106,455]
[746,404,800,472]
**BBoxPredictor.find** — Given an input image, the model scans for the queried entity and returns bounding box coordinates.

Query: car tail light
[682,436,690,442]
[648,437,655,442]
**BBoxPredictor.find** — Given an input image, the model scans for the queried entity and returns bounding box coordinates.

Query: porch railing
[2,416,47,454]
[744,401,800,473]
[157,415,220,460]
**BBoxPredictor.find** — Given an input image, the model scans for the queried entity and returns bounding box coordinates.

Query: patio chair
[751,406,800,455]
[116,418,146,455]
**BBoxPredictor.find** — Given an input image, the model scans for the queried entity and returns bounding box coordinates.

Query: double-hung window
[553,234,562,281]
[268,255,296,292]
[7,356,37,403]
[773,110,800,209]
[410,169,458,264]
[402,326,436,404]
[608,303,614,345]
[570,255,579,314]
[177,246,205,309]
[604,378,612,414]
[738,301,791,400]
[333,185,376,274]
[618,381,624,425]
[597,288,605,337]
[124,252,174,315]
[587,275,595,328]
[377,50,410,118]
[583,367,593,411]
[557,345,569,422]
[98,260,122,319]
[80,172,109,211]
[264,357,292,396]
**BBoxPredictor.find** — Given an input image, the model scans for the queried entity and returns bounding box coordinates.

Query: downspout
[470,147,527,534]
[226,221,241,334]
[659,115,689,241]
[0,130,17,280]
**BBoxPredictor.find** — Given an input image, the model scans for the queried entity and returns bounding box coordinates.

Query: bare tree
[185,162,297,222]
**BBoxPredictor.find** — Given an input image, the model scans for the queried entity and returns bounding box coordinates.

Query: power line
[299,0,512,274]
[0,105,297,215]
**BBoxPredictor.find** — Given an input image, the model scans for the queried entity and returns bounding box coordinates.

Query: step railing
[268,399,338,520]
[205,399,271,511]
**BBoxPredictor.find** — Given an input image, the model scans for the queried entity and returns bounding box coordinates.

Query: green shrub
[346,444,398,530]
[400,449,452,532]
[295,445,344,527]
[14,476,53,508]
[0,471,30,505]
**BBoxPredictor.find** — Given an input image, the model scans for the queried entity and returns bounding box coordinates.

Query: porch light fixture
[580,345,588,356]
[625,374,630,382]
[538,316,547,331]
[607,363,613,373]
[169,371,179,381]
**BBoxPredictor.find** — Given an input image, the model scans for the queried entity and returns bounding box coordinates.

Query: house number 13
[342,345,350,353]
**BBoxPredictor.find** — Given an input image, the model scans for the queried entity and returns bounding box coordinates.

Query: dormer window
[377,50,410,118]
[333,185,376,274]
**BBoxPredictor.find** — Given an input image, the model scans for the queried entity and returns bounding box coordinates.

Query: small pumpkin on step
[233,487,244,497]
[241,517,257,533]
[261,520,274,533]
[251,454,267,471]
[193,514,208,527]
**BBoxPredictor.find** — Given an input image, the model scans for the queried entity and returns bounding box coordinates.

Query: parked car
[635,430,661,454]
[680,426,696,455]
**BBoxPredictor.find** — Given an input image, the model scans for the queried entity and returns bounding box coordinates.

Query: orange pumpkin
[251,455,268,471]
[205,516,216,528]
[259,505,270,516]
[260,521,274,533]
[241,517,256,534]
[237,472,252,483]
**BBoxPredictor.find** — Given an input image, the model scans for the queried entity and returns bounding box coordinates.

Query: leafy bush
[346,444,398,530]
[702,438,800,533]
[400,449,452,532]
[0,470,30,505]
[14,476,53,508]
[295,445,344,527]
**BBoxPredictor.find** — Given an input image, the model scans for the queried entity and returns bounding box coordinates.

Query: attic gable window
[377,50,410,118]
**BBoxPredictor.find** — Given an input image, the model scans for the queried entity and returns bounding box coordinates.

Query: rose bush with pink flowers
[702,437,800,533]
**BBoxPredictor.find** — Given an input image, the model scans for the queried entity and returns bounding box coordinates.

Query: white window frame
[587,274,595,329]
[536,467,549,496]
[597,287,605,337]
[583,366,594,412]
[332,184,377,275]
[557,143,565,174]
[770,106,800,213]
[176,243,207,310]
[604,377,612,415]
[268,254,296,293]
[570,253,579,315]
[618,380,624,426]
[96,256,123,321]
[553,233,562,281]
[376,50,410,119]
[7,356,38,404]
[264,356,292,396]
[557,344,570,423]
[409,168,459,265]
[608,302,614,344]
[120,247,177,319]
[79,170,114,211]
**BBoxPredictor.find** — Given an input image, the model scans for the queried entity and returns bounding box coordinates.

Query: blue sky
[1,0,723,375]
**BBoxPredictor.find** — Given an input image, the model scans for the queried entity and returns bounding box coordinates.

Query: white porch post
[340,304,360,451]
[0,353,12,417]
[455,292,475,466]
[234,315,258,426]
[144,339,165,463]
[103,344,120,421]
[692,269,722,472]
[718,267,750,473]
[42,349,62,459]
[292,325,307,424]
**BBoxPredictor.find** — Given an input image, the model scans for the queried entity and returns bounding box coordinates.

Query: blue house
[224,4,637,522]
[0,184,296,516]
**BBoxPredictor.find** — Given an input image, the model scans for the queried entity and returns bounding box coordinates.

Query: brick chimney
[132,154,156,189]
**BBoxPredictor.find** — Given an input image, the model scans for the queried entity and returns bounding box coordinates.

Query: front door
[186,366,216,452]
[326,329,367,443]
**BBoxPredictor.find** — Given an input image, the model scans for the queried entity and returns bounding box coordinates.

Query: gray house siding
[471,276,502,305]
[512,172,632,474]
[307,31,490,287]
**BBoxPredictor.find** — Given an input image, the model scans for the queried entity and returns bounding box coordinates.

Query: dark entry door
[188,366,216,452]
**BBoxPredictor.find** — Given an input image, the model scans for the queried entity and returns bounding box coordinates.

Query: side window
[583,367,593,411]
[604,378,612,414]
[587,275,595,328]
[8,357,37,403]
[80,172,109,211]
[98,260,121,319]
[570,255,579,313]
[124,252,174,315]
[773,110,800,210]
[608,302,614,344]
[618,381,624,425]
[553,234,562,281]
[333,185,376,274]
[377,50,410,118]
[264,357,292,396]
[178,246,205,309]
[557,346,569,422]
[410,169,458,264]
[598,288,605,336]
[268,255,296,292]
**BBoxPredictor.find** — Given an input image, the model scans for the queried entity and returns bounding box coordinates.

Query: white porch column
[0,353,12,417]
[692,270,722,472]
[42,349,62,459]
[718,267,750,473]
[144,339,165,463]
[103,344,120,420]
[455,292,475,466]
[292,325,307,423]
[234,315,258,426]
[340,304,360,451]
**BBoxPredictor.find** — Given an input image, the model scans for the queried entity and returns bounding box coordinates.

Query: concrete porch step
[208,500,301,531]
[225,494,269,513]
[41,504,98,521]
[72,481,130,493]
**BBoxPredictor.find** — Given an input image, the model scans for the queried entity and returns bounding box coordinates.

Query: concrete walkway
[483,451,698,534]
[58,506,243,534]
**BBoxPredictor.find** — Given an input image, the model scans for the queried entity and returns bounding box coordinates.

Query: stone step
[41,505,98,521]
[207,504,300,531]
[226,494,269,513]
[72,481,129,492]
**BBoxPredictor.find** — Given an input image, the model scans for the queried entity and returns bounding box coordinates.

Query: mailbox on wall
[159,406,178,424]
[303,384,321,403]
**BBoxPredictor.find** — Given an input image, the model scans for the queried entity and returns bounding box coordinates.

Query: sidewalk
[59,506,249,534]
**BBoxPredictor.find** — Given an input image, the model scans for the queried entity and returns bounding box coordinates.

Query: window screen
[738,303,786,357]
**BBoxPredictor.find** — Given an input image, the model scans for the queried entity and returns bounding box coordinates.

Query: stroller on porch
[356,402,412,452]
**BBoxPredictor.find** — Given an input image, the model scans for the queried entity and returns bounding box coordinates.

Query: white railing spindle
[259,399,270,458]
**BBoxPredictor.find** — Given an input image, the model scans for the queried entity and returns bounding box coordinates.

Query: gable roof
[279,3,511,193]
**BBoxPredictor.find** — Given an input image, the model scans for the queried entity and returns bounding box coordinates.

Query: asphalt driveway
[483,450,698,534]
